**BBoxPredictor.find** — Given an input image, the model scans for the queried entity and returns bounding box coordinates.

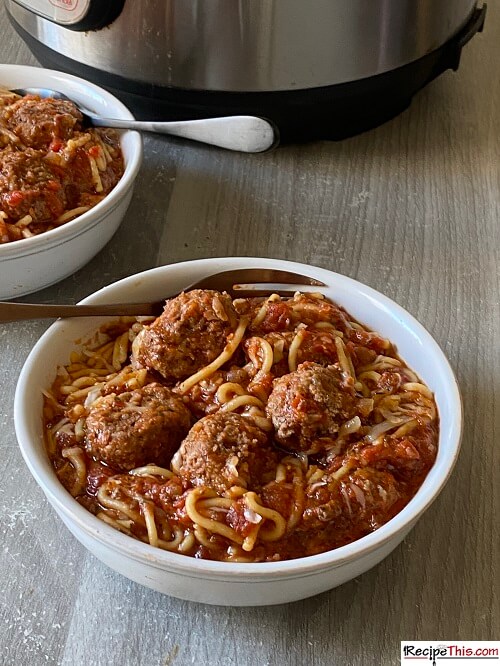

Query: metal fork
[0,268,325,323]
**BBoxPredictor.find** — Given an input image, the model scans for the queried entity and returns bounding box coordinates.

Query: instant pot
[6,0,487,141]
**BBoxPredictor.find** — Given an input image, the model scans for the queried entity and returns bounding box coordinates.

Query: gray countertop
[1,4,499,665]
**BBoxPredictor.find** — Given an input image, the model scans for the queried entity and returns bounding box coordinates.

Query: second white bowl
[0,64,142,300]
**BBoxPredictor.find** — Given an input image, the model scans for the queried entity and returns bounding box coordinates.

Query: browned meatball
[0,148,66,223]
[132,290,238,382]
[172,412,278,494]
[238,292,350,335]
[183,366,251,418]
[266,362,358,454]
[84,383,191,472]
[244,329,340,378]
[2,96,82,149]
[302,467,400,531]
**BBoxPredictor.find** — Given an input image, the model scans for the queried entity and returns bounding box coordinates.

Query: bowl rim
[0,63,142,259]
[14,257,463,579]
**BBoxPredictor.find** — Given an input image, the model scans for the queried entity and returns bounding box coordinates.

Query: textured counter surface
[0,4,498,665]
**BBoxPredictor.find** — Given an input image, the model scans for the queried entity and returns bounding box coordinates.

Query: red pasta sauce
[44,290,438,562]
[0,89,124,243]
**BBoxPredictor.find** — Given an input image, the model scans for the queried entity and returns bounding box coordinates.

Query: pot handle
[451,4,487,70]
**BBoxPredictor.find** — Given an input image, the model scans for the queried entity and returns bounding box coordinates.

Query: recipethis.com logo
[401,642,500,666]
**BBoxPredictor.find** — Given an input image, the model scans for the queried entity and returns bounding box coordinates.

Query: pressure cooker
[6,0,487,141]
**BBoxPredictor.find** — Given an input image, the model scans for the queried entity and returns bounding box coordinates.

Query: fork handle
[0,302,158,323]
[90,116,278,153]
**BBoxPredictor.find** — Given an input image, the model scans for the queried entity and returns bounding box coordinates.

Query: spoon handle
[90,115,278,153]
[0,301,160,323]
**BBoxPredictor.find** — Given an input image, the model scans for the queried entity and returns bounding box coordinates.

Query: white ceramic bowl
[14,258,462,606]
[0,64,142,300]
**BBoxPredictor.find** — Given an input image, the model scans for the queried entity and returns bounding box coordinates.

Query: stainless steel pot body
[7,0,477,92]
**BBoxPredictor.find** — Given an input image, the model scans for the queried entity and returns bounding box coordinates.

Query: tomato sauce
[44,291,439,562]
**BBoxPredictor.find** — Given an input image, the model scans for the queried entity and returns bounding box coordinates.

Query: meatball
[172,412,278,494]
[2,96,82,149]
[84,383,191,472]
[266,362,358,454]
[245,329,340,378]
[0,148,66,223]
[241,292,350,335]
[302,467,400,531]
[132,290,238,382]
[183,366,251,418]
[348,422,438,484]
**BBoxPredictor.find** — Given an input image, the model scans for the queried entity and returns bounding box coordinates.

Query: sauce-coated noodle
[44,292,439,562]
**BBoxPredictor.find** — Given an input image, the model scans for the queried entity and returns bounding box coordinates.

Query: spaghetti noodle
[43,290,439,562]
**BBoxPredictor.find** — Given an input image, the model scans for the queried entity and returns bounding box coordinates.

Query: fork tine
[188,268,325,292]
[229,288,301,298]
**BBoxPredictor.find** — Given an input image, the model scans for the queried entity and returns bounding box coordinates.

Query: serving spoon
[12,87,279,153]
